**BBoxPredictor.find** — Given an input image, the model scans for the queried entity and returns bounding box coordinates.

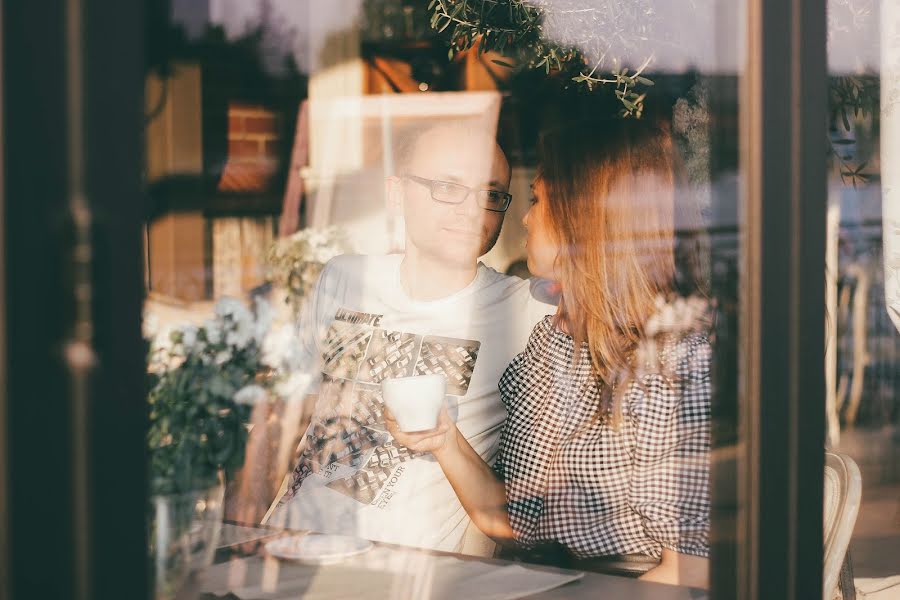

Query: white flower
[644,294,711,337]
[225,316,254,350]
[261,323,304,371]
[307,230,327,247]
[214,297,256,350]
[215,297,252,325]
[204,319,222,345]
[180,325,198,352]
[152,324,175,354]
[274,372,316,400]
[214,349,232,365]
[234,384,267,405]
[253,297,273,344]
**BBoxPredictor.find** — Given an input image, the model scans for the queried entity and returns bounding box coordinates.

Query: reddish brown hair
[537,118,703,419]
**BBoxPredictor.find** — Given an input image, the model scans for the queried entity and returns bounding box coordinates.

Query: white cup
[380,374,447,432]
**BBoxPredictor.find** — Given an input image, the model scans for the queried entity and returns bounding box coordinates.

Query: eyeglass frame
[403,175,513,213]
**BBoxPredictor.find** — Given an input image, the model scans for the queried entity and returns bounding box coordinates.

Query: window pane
[142,1,744,597]
[823,1,900,597]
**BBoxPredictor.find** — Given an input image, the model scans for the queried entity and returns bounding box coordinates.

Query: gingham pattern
[494,316,711,559]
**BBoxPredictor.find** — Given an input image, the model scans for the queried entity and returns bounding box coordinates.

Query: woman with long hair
[386,119,712,588]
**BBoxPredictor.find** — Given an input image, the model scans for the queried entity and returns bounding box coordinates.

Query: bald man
[265,123,555,554]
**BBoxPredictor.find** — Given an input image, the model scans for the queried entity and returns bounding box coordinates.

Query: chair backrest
[823,451,862,600]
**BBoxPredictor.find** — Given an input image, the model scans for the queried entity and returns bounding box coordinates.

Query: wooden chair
[824,451,862,600]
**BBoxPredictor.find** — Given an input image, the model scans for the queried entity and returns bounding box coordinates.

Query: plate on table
[265,534,374,564]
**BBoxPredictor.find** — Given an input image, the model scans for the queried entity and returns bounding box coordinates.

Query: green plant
[826,0,878,187]
[266,226,348,318]
[427,0,654,117]
[147,298,272,495]
[829,75,878,187]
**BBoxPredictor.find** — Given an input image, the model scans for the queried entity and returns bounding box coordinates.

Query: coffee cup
[380,374,447,432]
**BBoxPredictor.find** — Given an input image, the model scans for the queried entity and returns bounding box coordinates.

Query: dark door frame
[2,1,147,599]
[730,0,828,598]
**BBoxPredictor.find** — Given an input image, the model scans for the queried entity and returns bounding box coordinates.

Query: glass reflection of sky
[172,0,880,76]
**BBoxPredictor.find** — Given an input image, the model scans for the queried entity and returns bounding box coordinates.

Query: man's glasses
[404,175,512,213]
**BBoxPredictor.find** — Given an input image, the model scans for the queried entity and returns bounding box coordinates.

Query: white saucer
[265,534,374,564]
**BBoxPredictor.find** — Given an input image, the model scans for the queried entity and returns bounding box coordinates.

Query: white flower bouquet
[146,297,273,495]
[266,226,347,318]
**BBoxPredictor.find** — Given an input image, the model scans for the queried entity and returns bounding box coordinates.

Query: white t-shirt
[267,253,556,552]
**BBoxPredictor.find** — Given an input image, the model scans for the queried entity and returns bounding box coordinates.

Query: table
[200,522,708,600]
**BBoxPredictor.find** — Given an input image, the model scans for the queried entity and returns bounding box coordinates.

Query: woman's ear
[386,176,403,214]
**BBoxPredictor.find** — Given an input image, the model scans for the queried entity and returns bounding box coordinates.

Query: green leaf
[635,76,654,86]
[491,58,514,68]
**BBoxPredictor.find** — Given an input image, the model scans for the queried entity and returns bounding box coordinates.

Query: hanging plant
[427,0,656,117]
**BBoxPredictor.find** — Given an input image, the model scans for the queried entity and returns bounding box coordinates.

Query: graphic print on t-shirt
[416,335,480,396]
[322,322,371,380]
[357,329,420,383]
[291,308,481,508]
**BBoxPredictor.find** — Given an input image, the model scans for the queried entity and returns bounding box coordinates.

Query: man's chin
[442,252,483,269]
[425,246,482,269]
[408,233,495,268]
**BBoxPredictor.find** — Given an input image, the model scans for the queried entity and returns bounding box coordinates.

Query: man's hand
[384,405,458,457]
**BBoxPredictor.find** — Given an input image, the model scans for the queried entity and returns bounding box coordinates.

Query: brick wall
[227,103,280,164]
[211,102,280,299]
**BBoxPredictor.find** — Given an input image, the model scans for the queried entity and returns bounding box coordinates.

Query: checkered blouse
[493,316,711,559]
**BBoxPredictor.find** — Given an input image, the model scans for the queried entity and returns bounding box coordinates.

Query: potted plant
[146,296,272,599]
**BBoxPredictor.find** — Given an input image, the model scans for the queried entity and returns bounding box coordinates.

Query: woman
[386,119,712,588]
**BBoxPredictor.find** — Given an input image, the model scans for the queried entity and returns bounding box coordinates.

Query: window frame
[1,1,831,598]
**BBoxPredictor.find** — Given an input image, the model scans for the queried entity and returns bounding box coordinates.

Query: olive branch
[427,0,655,117]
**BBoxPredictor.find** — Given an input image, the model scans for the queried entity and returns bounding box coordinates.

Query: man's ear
[386,175,403,214]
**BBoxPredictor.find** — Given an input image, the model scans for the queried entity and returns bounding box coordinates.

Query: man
[265,122,555,554]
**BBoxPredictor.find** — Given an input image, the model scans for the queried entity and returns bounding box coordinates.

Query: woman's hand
[383,405,458,457]
[386,404,514,541]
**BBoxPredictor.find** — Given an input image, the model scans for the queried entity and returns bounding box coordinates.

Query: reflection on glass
[820,1,900,598]
[143,1,745,598]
